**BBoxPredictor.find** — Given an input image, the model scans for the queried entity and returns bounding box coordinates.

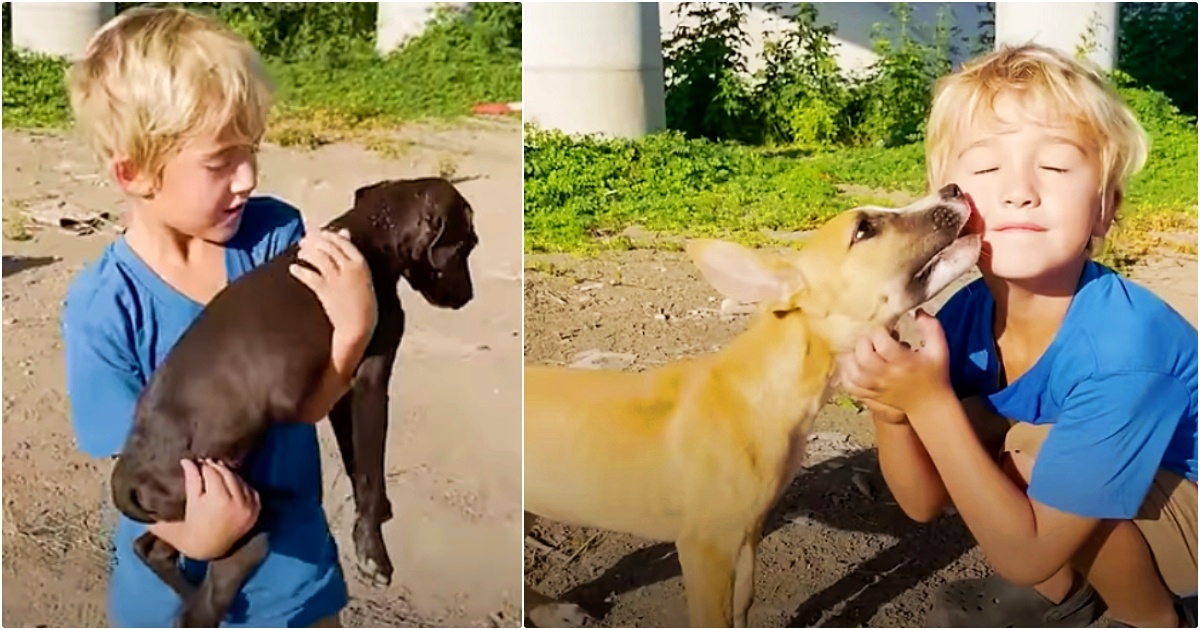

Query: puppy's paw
[353,518,393,588]
[176,605,222,629]
[527,603,595,628]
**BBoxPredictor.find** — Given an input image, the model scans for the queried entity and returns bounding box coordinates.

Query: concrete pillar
[10,2,115,60]
[376,2,467,55]
[994,2,1119,70]
[524,2,666,139]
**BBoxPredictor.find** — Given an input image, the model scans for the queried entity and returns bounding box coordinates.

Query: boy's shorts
[311,614,342,627]
[966,400,1198,598]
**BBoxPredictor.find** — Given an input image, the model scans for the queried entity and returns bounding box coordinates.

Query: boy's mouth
[992,223,1047,233]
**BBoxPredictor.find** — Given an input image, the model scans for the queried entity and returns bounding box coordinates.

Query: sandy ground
[1,122,524,627]
[523,243,1197,627]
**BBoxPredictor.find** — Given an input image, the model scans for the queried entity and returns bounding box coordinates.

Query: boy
[61,7,377,627]
[840,44,1198,628]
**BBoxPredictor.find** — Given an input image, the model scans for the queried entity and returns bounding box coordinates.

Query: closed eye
[973,167,998,175]
[1040,166,1069,173]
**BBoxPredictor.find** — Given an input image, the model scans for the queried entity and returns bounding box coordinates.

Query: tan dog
[524,184,983,628]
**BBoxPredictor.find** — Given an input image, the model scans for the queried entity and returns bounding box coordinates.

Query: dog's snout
[939,183,962,201]
[932,205,960,230]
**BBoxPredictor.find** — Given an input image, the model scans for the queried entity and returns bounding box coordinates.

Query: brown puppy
[524,184,982,628]
[110,178,478,627]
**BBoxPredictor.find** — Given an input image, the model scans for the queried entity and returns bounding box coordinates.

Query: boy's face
[945,98,1108,282]
[118,128,259,244]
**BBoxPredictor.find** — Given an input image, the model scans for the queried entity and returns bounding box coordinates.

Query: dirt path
[1,123,524,628]
[523,247,1197,628]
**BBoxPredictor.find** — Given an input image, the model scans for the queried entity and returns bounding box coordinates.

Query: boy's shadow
[555,449,976,627]
[2,255,57,278]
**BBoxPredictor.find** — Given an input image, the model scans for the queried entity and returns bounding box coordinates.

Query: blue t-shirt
[61,197,348,627]
[938,260,1199,520]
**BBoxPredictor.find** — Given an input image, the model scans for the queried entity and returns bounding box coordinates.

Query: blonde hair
[925,44,1148,219]
[67,7,274,192]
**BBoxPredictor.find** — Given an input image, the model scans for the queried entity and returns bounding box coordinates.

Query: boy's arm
[63,308,145,458]
[65,304,256,559]
[64,308,203,542]
[295,333,370,423]
[906,371,1184,586]
[872,413,949,522]
[259,205,375,424]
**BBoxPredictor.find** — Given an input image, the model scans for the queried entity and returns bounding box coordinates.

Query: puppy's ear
[354,180,390,207]
[686,239,805,307]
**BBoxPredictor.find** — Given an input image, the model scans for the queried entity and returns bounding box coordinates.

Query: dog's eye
[852,218,875,245]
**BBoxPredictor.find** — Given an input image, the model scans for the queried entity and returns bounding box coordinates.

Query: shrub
[1,2,521,129]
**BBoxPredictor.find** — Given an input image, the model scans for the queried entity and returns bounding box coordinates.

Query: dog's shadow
[552,448,976,627]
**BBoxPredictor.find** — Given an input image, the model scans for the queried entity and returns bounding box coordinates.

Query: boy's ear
[685,239,805,307]
[111,157,153,198]
[1094,187,1121,238]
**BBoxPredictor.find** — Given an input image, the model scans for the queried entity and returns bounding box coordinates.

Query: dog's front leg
[177,530,268,628]
[330,339,400,588]
[678,529,742,627]
[133,532,196,600]
[731,530,761,628]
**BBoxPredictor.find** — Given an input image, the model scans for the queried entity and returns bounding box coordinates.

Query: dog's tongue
[959,192,985,237]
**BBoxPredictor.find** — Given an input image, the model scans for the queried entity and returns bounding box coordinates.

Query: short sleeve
[268,203,306,258]
[260,198,306,261]
[1028,371,1187,519]
[61,297,144,458]
[232,197,308,265]
[936,288,979,398]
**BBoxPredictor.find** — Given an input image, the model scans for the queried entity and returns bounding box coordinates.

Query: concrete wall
[6,2,452,59]
[10,2,116,60]
[994,2,1118,70]
[524,2,667,139]
[657,2,992,78]
[376,2,467,55]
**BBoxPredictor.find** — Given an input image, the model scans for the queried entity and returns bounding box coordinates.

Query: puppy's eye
[852,218,875,245]
[973,167,998,175]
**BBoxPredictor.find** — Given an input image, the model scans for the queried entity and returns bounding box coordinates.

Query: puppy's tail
[110,457,157,525]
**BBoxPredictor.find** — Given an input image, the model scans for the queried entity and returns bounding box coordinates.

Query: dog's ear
[419,214,448,267]
[685,239,806,307]
[354,180,391,207]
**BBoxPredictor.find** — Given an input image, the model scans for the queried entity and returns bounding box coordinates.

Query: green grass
[523,129,921,253]
[1,4,521,136]
[524,83,1198,264]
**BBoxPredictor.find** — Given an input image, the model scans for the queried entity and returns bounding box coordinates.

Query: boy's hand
[839,309,955,418]
[289,229,378,378]
[864,399,908,425]
[177,459,260,560]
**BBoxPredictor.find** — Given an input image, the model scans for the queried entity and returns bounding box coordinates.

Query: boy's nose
[231,160,258,194]
[938,183,962,200]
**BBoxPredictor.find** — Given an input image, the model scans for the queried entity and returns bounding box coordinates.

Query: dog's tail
[110,457,157,525]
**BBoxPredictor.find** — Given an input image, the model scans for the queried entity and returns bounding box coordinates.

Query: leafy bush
[1,2,521,129]
[1113,74,1198,215]
[1,46,72,128]
[524,72,1196,254]
[754,4,852,147]
[524,127,939,253]
[1118,2,1197,117]
[661,2,757,144]
[662,2,960,149]
[848,3,958,147]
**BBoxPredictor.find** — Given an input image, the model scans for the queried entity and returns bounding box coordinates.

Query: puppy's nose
[939,183,962,200]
